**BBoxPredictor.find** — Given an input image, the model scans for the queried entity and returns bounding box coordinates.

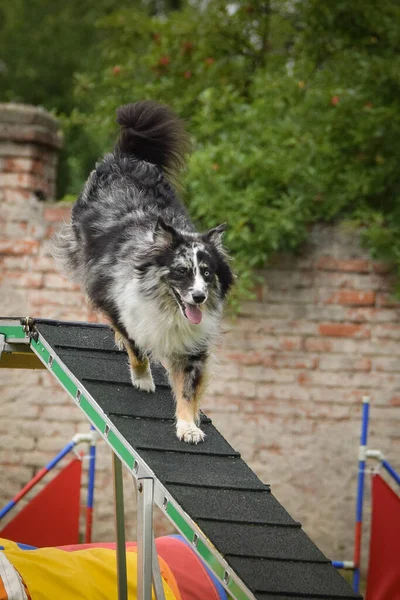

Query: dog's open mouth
[173,290,203,325]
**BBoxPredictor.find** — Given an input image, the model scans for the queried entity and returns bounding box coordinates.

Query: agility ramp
[0,318,360,600]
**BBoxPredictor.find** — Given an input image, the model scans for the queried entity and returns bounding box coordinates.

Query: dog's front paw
[130,369,156,393]
[176,420,205,444]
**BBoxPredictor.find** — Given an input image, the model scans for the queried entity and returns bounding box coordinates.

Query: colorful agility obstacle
[0,317,361,600]
[0,429,97,547]
[333,397,400,598]
[0,535,228,600]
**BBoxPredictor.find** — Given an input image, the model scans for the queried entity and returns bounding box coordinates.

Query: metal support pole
[152,536,166,600]
[85,426,97,543]
[136,477,154,600]
[113,453,128,600]
[332,561,355,570]
[136,477,165,600]
[353,396,370,593]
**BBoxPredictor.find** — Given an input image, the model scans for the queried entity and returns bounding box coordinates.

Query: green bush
[3,1,400,297]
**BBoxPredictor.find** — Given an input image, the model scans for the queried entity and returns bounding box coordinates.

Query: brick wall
[1,104,399,570]
[204,226,400,568]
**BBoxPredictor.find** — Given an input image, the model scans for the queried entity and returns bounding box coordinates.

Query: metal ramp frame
[0,318,361,600]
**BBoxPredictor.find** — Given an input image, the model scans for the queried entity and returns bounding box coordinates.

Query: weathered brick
[0,172,48,191]
[31,255,57,272]
[41,405,83,421]
[309,370,400,389]
[2,187,33,203]
[255,383,311,402]
[372,323,400,340]
[246,334,302,352]
[43,205,71,222]
[372,261,394,275]
[0,397,40,419]
[3,157,45,175]
[316,256,370,273]
[304,338,333,353]
[309,387,374,404]
[0,435,35,451]
[319,355,371,372]
[233,318,317,336]
[29,289,86,307]
[322,289,376,306]
[260,269,314,289]
[0,239,40,255]
[201,395,241,413]
[4,270,43,288]
[226,352,318,370]
[267,253,313,271]
[241,366,297,384]
[376,293,400,308]
[265,288,317,304]
[318,323,370,338]
[345,307,400,323]
[239,302,300,319]
[207,378,256,399]
[43,272,80,291]
[316,272,392,292]
[0,142,42,158]
[1,222,29,238]
[373,357,400,372]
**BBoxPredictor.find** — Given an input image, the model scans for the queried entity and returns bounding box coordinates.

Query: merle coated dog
[54,101,233,443]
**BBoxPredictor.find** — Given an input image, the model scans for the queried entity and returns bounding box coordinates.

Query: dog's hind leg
[114,328,155,393]
[167,352,208,444]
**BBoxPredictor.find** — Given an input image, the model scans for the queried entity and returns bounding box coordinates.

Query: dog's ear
[154,217,181,247]
[204,223,227,249]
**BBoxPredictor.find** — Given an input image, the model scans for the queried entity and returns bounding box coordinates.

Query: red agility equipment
[0,458,81,548]
[366,475,400,600]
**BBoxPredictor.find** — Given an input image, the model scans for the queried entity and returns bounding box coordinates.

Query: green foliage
[0,0,136,195]
[3,0,400,297]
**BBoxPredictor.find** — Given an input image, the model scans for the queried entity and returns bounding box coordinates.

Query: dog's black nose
[192,292,206,304]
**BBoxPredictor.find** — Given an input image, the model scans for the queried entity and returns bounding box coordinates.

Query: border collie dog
[54,101,233,443]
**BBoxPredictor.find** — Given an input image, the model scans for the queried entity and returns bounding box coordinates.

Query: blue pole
[353,396,370,593]
[85,426,97,543]
[382,459,400,487]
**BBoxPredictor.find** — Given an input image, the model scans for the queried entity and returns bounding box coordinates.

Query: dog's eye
[176,266,187,275]
[204,270,210,278]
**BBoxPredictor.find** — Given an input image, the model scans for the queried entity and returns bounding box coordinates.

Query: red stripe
[353,521,362,567]
[13,468,48,503]
[85,507,93,544]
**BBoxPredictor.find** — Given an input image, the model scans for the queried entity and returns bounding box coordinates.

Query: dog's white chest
[116,279,219,358]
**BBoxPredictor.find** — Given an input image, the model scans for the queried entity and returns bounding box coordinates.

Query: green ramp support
[0,318,361,600]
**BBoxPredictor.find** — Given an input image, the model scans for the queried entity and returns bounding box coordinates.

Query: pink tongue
[184,303,203,325]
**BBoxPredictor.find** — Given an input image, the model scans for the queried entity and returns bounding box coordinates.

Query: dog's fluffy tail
[115,101,191,174]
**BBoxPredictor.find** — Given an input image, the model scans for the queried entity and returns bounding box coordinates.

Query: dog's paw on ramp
[176,419,206,444]
[130,367,156,393]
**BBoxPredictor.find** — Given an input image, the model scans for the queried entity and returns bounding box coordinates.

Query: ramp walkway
[0,318,360,600]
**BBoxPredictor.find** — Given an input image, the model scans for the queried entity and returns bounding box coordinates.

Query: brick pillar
[0,103,68,317]
[0,103,62,203]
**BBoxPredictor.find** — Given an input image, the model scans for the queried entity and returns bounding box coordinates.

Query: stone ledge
[0,103,62,150]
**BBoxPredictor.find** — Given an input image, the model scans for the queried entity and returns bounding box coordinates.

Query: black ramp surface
[36,321,361,600]
[165,485,297,525]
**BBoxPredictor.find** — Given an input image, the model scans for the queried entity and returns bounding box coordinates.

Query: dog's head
[152,218,233,325]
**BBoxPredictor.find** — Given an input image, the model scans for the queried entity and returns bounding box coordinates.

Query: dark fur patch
[182,351,208,401]
[115,101,191,174]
